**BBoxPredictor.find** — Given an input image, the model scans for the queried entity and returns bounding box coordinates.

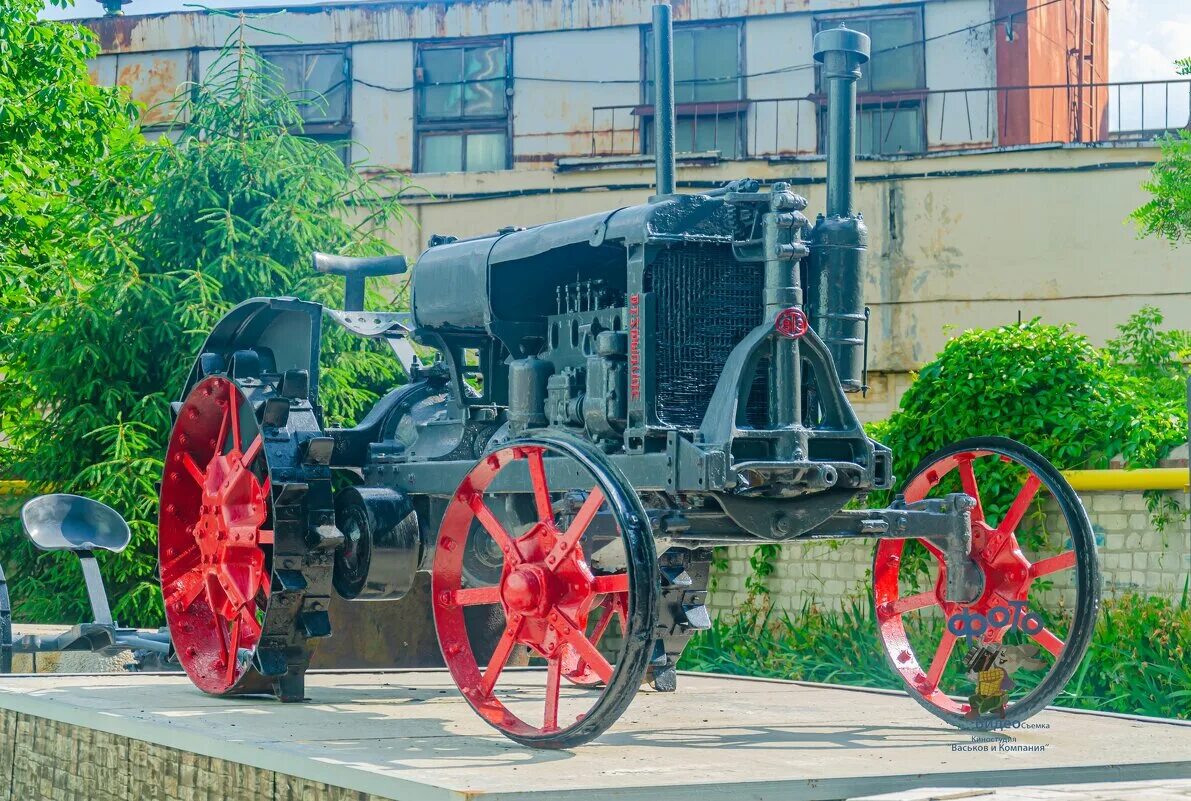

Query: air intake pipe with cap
[808,25,871,393]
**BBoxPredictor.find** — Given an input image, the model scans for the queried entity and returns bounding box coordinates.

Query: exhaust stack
[652,2,676,197]
[809,26,871,393]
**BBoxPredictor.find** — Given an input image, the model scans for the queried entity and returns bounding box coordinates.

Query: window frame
[638,20,748,159]
[414,37,513,174]
[813,7,928,156]
[259,45,353,137]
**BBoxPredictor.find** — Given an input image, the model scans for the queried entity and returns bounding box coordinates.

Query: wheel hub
[503,564,552,615]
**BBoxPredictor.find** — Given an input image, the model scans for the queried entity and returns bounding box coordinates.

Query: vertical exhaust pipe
[652,2,676,197]
[809,26,871,392]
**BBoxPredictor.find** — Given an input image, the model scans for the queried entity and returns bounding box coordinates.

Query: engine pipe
[652,2,676,197]
[809,26,871,393]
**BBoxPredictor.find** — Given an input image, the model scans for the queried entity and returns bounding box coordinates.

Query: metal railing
[586,79,1191,160]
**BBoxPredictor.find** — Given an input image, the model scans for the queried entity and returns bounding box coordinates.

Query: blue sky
[42,0,1191,81]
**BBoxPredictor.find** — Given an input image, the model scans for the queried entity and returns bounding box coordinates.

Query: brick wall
[708,490,1191,618]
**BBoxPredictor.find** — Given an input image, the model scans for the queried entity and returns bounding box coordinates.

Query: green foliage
[1130,57,1191,244]
[0,26,409,627]
[679,590,1191,720]
[745,543,781,596]
[870,310,1189,506]
[0,1,139,316]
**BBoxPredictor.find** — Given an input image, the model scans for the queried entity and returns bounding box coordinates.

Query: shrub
[868,311,1188,494]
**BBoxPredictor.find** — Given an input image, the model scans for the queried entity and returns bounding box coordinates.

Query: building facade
[80,0,1190,421]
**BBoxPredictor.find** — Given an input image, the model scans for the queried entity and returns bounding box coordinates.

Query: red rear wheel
[160,376,271,694]
[873,437,1099,726]
[432,437,657,748]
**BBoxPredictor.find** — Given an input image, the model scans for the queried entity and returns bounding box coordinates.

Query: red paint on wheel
[432,444,629,737]
[159,376,269,695]
[872,450,1076,715]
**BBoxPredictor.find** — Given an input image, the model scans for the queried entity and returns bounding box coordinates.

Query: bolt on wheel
[432,436,657,748]
[873,436,1100,726]
[159,375,271,694]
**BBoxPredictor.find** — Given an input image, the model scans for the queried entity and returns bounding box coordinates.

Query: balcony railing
[586,79,1191,161]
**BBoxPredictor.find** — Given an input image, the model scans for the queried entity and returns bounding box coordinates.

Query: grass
[677,588,1191,720]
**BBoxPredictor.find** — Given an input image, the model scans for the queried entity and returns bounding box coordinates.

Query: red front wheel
[432,436,657,749]
[873,437,1100,727]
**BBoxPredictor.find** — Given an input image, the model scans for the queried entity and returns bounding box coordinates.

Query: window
[263,48,350,126]
[642,23,745,159]
[816,11,926,155]
[415,41,511,173]
[262,48,350,163]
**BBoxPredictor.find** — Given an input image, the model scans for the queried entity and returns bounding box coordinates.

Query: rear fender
[180,297,323,409]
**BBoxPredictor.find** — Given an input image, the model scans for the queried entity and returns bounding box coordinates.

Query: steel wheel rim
[160,375,272,694]
[432,439,655,745]
[873,437,1099,721]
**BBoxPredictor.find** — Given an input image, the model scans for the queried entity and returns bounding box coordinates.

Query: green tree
[0,0,139,316]
[0,22,408,627]
[1130,58,1191,243]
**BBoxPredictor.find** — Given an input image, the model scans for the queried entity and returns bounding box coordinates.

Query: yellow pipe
[1062,468,1189,492]
[0,480,31,497]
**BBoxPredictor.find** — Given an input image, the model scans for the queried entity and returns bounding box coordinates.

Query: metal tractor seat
[21,493,131,555]
[313,252,407,312]
[0,494,171,672]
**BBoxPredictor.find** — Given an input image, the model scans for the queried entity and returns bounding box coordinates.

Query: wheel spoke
[547,486,605,566]
[1031,626,1066,657]
[479,621,521,697]
[585,598,618,646]
[525,447,554,523]
[241,434,262,468]
[1030,550,1076,578]
[454,585,502,606]
[555,609,614,684]
[180,453,206,487]
[926,629,958,688]
[256,529,274,546]
[592,573,629,595]
[228,390,242,453]
[957,457,985,522]
[999,474,1042,534]
[225,619,241,685]
[160,544,199,582]
[889,590,936,616]
[543,657,562,732]
[238,605,262,641]
[468,494,522,567]
[164,567,205,612]
[215,404,231,457]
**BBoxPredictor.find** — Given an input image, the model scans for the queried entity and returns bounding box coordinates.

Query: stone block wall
[708,489,1190,618]
[0,709,387,801]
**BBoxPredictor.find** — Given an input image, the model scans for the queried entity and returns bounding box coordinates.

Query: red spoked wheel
[873,437,1100,727]
[159,375,271,694]
[432,436,657,749]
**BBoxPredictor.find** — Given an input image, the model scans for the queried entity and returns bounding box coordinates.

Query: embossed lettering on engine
[629,292,641,400]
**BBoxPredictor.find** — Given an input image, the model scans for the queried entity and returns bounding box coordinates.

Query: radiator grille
[646,245,766,429]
